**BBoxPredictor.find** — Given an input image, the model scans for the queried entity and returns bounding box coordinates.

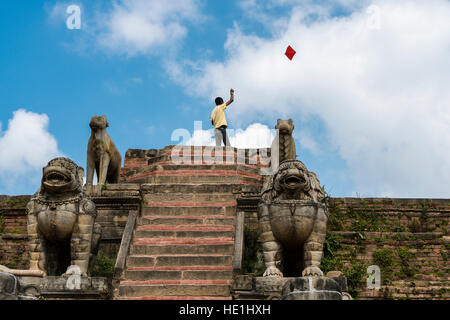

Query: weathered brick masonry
[0,190,139,269]
[326,198,449,300]
[116,146,270,300]
[1,147,448,300]
[240,197,449,299]
[0,195,30,270]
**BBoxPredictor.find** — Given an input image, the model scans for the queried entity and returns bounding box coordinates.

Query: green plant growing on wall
[0,214,4,234]
[320,232,343,275]
[372,248,394,284]
[327,204,345,231]
[439,220,448,234]
[416,201,431,232]
[343,262,368,299]
[441,247,448,262]
[8,228,26,234]
[90,251,115,278]
[320,232,368,298]
[397,248,417,279]
[242,226,265,276]
[408,219,422,233]
[5,198,29,208]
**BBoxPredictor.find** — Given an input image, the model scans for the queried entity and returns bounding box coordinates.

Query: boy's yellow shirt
[210,103,228,128]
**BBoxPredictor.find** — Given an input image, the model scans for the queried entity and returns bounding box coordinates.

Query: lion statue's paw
[263,266,283,277]
[302,266,323,277]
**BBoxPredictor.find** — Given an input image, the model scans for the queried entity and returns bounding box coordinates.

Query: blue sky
[1,0,450,197]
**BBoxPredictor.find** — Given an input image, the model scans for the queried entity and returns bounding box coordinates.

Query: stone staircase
[116,147,268,300]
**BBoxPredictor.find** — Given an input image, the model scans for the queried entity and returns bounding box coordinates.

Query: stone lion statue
[270,119,297,172]
[86,115,122,195]
[27,158,101,276]
[258,159,328,277]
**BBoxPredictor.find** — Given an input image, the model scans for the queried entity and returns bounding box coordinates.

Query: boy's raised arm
[226,88,234,106]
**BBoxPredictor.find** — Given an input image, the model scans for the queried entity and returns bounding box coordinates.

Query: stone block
[283,291,342,300]
[233,275,253,290]
[280,276,349,300]
[255,277,291,293]
[17,276,110,299]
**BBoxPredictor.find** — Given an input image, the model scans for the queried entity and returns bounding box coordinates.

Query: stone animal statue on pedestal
[258,159,328,277]
[86,115,122,195]
[270,119,296,172]
[27,158,101,276]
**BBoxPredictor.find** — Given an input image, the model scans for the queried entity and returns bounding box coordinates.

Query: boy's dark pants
[215,125,230,146]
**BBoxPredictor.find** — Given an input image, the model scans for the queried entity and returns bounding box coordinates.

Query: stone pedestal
[281,276,349,300]
[18,276,111,300]
[232,274,352,300]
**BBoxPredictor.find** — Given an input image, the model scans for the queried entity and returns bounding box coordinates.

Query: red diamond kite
[285,45,296,60]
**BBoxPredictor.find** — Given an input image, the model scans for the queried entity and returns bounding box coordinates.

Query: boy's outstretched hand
[226,88,235,106]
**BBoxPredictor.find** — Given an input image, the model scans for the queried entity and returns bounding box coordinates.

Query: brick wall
[1,177,449,299]
[325,198,449,300]
[0,195,30,269]
[0,187,140,268]
[240,197,450,300]
[121,146,271,183]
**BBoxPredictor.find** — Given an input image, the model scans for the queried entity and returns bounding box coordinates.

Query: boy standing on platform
[211,88,234,146]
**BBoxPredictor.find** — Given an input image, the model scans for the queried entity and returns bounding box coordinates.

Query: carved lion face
[41,158,84,194]
[273,160,311,197]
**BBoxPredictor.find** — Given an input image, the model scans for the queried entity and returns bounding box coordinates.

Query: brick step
[119,296,232,300]
[127,254,233,267]
[141,161,268,169]
[139,215,235,226]
[140,164,262,173]
[143,193,236,203]
[125,175,262,185]
[134,229,234,239]
[388,280,450,286]
[121,280,232,285]
[127,266,232,271]
[119,282,231,297]
[131,243,234,255]
[358,293,439,300]
[142,169,261,179]
[142,205,236,217]
[136,225,234,231]
[360,291,450,300]
[141,183,242,194]
[124,269,232,281]
[383,286,450,293]
[389,294,448,300]
[133,237,234,245]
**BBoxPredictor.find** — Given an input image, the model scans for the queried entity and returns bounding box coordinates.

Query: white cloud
[47,0,203,57]
[294,130,320,155]
[97,0,203,56]
[0,110,63,194]
[186,123,275,149]
[186,127,215,146]
[170,0,450,197]
[230,123,275,148]
[47,1,73,22]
